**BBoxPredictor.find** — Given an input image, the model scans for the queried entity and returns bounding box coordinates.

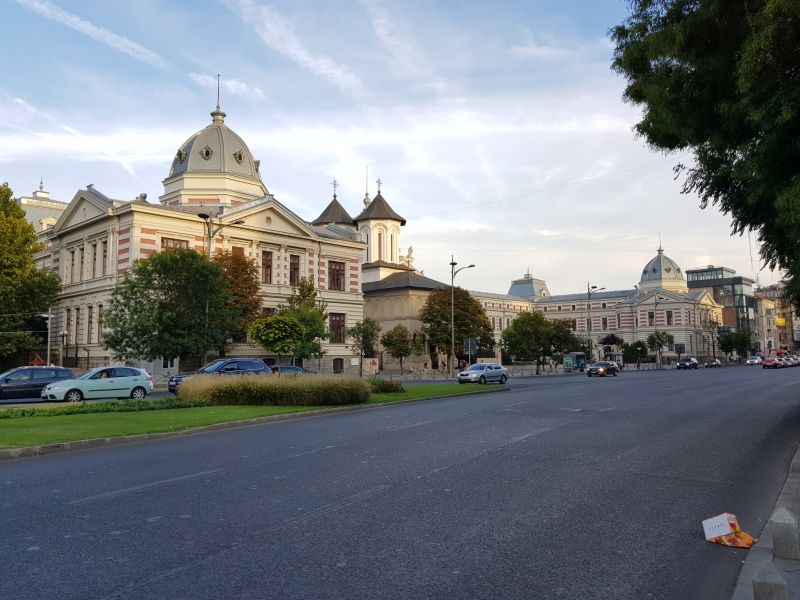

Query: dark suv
[0,366,76,399]
[676,357,699,370]
[168,358,271,394]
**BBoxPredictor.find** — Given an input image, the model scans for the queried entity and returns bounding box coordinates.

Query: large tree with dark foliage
[103,248,228,363]
[419,287,494,363]
[0,183,61,366]
[611,0,800,307]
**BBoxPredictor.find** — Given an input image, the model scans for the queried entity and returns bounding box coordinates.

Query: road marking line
[387,419,436,431]
[68,468,225,505]
[271,485,390,530]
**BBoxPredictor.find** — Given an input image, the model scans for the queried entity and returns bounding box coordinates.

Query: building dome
[638,246,688,292]
[167,108,262,182]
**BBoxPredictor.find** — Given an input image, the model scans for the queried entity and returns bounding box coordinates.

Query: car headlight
[48,386,62,391]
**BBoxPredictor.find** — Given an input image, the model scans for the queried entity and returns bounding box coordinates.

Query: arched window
[378,232,383,261]
[390,233,394,262]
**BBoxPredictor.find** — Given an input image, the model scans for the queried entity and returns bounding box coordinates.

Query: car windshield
[77,369,100,380]
[199,360,228,373]
[467,365,486,371]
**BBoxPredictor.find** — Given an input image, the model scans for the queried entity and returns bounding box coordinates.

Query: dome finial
[363,165,371,207]
[658,232,663,253]
[210,73,226,124]
[331,178,339,200]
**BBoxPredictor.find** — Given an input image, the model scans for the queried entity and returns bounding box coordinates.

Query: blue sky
[1,0,781,294]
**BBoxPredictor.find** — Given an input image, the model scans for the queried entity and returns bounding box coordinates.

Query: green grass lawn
[0,383,500,450]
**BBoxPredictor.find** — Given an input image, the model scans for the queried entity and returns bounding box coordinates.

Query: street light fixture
[587,282,605,362]
[654,294,666,367]
[450,256,475,378]
[197,212,246,365]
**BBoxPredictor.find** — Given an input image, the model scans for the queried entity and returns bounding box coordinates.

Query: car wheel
[458,380,465,384]
[587,373,591,377]
[130,387,147,400]
[500,374,507,384]
[65,389,83,403]
[479,375,486,384]
[613,371,617,376]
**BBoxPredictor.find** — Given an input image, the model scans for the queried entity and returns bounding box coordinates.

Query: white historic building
[37,105,370,376]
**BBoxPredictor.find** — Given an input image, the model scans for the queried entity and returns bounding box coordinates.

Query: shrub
[370,379,405,393]
[0,397,208,419]
[177,374,370,406]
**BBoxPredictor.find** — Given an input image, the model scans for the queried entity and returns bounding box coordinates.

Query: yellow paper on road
[702,513,754,548]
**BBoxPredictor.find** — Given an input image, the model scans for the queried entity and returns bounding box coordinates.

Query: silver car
[457,363,509,384]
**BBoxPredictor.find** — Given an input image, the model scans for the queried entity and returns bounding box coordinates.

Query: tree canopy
[277,277,328,362]
[419,287,494,360]
[212,251,261,352]
[249,314,303,364]
[502,312,581,373]
[380,324,414,372]
[102,248,227,363]
[346,318,381,375]
[611,0,800,308]
[0,183,61,366]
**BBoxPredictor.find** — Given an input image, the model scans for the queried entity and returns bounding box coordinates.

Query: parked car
[762,357,782,369]
[676,357,699,370]
[745,356,762,365]
[0,366,76,399]
[41,367,153,402]
[168,358,271,394]
[776,357,790,368]
[705,359,722,368]
[271,365,314,375]
[457,363,509,384]
[786,356,799,366]
[587,361,618,377]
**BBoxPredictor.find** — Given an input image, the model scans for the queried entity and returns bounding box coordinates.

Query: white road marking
[68,468,225,505]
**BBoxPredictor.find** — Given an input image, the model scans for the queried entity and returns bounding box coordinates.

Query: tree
[600,334,623,347]
[733,328,753,358]
[622,340,649,366]
[611,1,800,310]
[212,251,261,354]
[694,316,720,359]
[419,287,493,367]
[718,333,736,360]
[646,330,674,367]
[249,315,303,364]
[345,318,381,376]
[501,311,549,373]
[380,324,413,373]
[0,183,61,366]
[278,277,328,364]
[102,248,227,363]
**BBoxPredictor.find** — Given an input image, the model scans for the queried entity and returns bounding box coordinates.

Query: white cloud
[189,73,265,100]
[223,0,362,96]
[15,0,169,69]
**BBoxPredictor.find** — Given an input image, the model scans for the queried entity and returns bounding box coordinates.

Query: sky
[1,0,783,296]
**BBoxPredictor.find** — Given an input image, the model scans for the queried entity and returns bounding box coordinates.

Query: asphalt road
[2,367,799,600]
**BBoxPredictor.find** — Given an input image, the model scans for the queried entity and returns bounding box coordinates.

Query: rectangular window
[491,317,496,330]
[87,306,94,344]
[79,247,84,281]
[648,311,655,327]
[232,246,244,257]
[97,304,103,342]
[261,251,273,284]
[92,244,97,278]
[571,305,576,310]
[558,306,562,311]
[74,307,81,345]
[101,241,107,276]
[290,254,300,285]
[65,308,72,344]
[69,250,75,283]
[617,314,621,329]
[161,238,189,250]
[330,313,346,343]
[602,303,607,309]
[666,310,673,326]
[602,317,608,331]
[329,260,345,291]
[162,357,176,369]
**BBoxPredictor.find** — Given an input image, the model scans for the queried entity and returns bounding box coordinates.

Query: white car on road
[41,366,153,402]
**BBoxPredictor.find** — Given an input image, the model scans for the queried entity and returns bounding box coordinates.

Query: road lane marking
[387,419,436,431]
[67,468,225,505]
[270,484,390,530]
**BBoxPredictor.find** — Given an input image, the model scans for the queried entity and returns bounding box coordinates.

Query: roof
[639,247,685,283]
[166,108,264,186]
[354,192,406,225]
[536,289,638,303]
[312,197,354,226]
[470,290,530,302]
[361,260,414,270]
[362,271,448,293]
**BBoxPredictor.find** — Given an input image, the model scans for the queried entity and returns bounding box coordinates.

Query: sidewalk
[732,444,800,599]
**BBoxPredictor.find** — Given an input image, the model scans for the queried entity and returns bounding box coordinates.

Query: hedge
[0,397,209,419]
[177,374,371,406]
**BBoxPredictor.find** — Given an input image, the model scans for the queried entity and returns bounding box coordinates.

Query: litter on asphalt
[702,512,755,548]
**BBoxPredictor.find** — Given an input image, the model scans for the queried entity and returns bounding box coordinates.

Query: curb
[0,386,507,461]
[731,442,800,600]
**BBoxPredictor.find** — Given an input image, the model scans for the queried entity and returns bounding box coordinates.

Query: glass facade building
[686,265,756,332]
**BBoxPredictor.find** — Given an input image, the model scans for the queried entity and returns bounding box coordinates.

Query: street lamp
[197,212,245,364]
[450,256,475,378]
[587,282,605,362]
[197,212,245,258]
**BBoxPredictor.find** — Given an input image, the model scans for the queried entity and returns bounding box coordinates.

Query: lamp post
[587,282,605,362]
[59,331,66,367]
[450,256,475,378]
[197,212,245,365]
